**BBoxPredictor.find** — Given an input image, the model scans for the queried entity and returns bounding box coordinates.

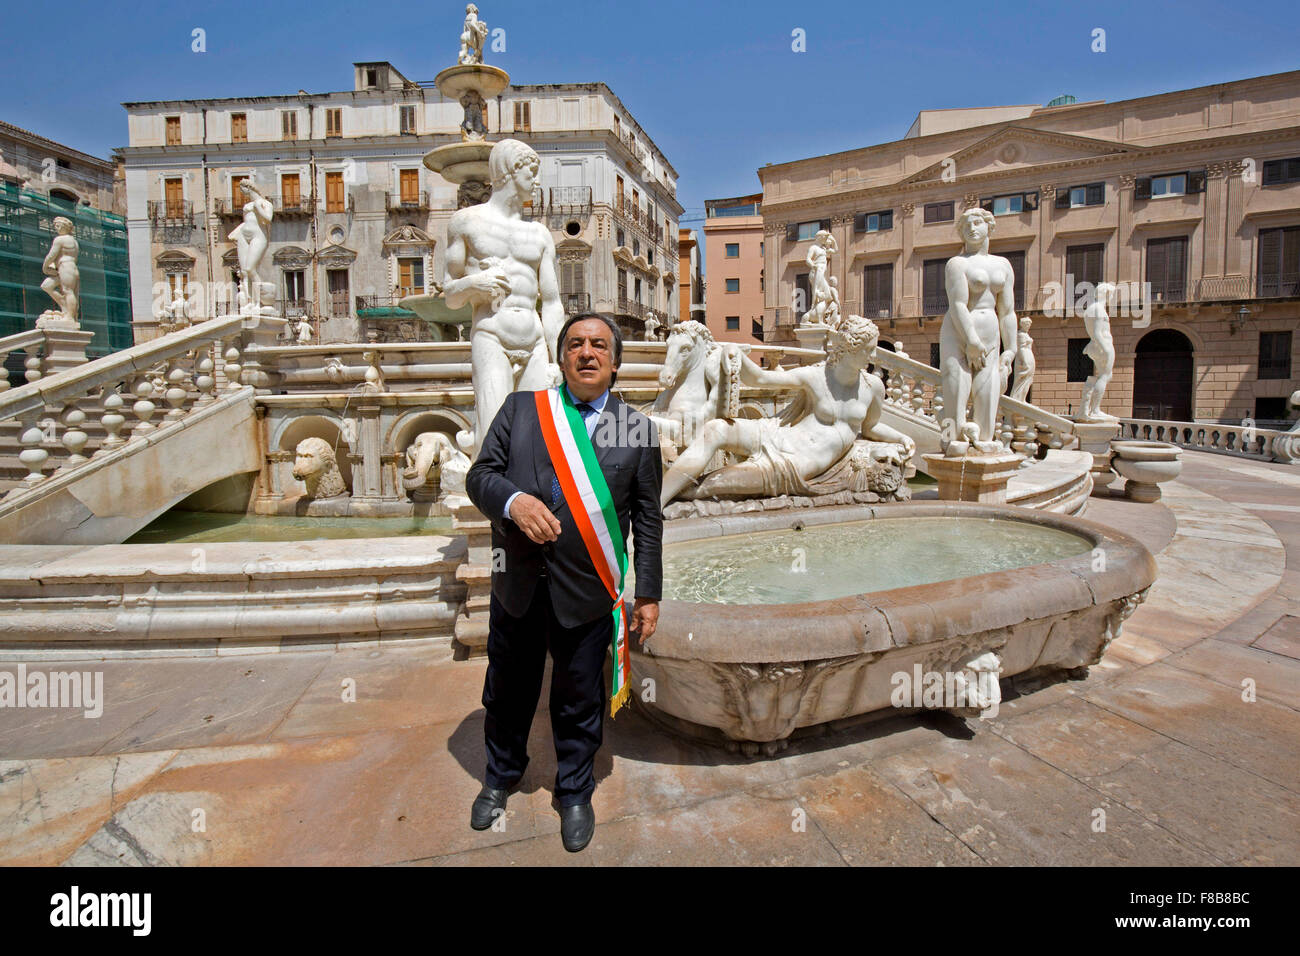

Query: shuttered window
[862,263,893,317]
[325,108,342,138]
[231,176,248,208]
[165,116,181,145]
[1262,158,1300,186]
[922,259,948,315]
[1146,236,1188,301]
[164,177,184,218]
[231,113,247,143]
[1259,331,1293,380]
[1066,244,1104,288]
[559,260,586,295]
[513,101,531,132]
[1003,250,1026,311]
[854,209,893,233]
[794,273,811,313]
[399,168,420,204]
[1056,182,1105,208]
[400,105,416,135]
[1258,226,1300,297]
[280,173,301,208]
[930,342,941,368]
[325,172,345,213]
[281,111,298,140]
[923,201,954,224]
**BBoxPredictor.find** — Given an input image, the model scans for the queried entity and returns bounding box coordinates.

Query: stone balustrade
[0,314,277,504]
[1120,417,1300,464]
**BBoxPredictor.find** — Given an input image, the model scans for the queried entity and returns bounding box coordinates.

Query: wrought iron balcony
[616,295,646,319]
[562,293,591,315]
[549,186,592,215]
[385,191,430,213]
[321,194,355,215]
[214,195,315,217]
[922,294,949,316]
[148,200,193,228]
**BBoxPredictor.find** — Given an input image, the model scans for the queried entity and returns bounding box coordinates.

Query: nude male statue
[659,314,915,507]
[40,216,79,323]
[443,138,564,456]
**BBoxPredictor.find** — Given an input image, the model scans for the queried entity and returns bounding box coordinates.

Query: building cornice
[760,125,1300,219]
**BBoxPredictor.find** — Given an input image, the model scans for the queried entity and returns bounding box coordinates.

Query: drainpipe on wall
[201,108,214,320]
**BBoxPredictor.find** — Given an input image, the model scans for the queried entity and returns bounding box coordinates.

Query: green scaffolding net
[0,182,132,360]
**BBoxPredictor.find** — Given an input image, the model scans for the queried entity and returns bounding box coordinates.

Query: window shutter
[1055,189,1071,210]
[1086,245,1103,286]
[1023,191,1039,211]
[980,197,994,212]
[1135,177,1152,200]
[1168,237,1188,294]
[1262,160,1282,186]
[1187,170,1207,194]
[854,213,867,233]
[785,223,798,242]
[819,219,831,232]
[1146,238,1167,291]
[880,209,893,230]
[1086,182,1105,205]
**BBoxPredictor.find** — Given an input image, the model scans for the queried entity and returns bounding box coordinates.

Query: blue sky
[2,0,1295,227]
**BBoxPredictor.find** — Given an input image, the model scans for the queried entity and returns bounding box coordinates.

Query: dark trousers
[482,575,611,807]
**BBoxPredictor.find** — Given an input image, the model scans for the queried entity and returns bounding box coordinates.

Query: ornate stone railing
[0,314,271,501]
[0,329,48,392]
[863,347,1079,455]
[1119,417,1299,464]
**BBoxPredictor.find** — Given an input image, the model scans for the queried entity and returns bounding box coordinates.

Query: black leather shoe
[559,802,595,852]
[470,786,510,830]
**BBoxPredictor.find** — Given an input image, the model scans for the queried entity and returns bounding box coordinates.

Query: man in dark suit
[464,312,663,852]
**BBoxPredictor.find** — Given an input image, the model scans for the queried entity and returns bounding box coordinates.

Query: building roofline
[705,192,763,207]
[758,68,1300,177]
[0,119,115,170]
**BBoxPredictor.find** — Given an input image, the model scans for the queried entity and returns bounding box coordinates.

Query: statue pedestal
[922,451,1024,505]
[449,495,493,658]
[1070,418,1122,495]
[37,320,94,375]
[793,324,829,352]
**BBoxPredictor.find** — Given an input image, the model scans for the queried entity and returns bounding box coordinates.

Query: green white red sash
[533,386,631,718]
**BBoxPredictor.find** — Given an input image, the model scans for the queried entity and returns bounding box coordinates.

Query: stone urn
[1111,440,1182,502]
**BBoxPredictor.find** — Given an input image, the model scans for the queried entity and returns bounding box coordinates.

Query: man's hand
[508,493,562,544]
[629,597,659,645]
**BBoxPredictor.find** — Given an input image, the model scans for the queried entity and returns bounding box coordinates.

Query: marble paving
[1,451,1297,866]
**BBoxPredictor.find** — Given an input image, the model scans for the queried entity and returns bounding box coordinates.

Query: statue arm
[996,259,1018,361]
[860,374,915,454]
[537,228,564,363]
[734,347,801,390]
[441,219,473,311]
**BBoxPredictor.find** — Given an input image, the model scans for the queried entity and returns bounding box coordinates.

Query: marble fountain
[0,9,1167,749]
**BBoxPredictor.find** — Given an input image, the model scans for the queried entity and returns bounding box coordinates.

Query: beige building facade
[759,70,1300,424]
[704,193,764,344]
[120,61,681,344]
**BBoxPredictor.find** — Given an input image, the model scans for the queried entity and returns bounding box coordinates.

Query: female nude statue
[659,314,915,507]
[800,230,839,326]
[939,208,1018,452]
[227,180,274,315]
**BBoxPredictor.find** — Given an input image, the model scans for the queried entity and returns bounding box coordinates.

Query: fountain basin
[630,501,1155,753]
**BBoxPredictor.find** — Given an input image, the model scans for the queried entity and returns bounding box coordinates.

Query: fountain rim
[637,499,1156,665]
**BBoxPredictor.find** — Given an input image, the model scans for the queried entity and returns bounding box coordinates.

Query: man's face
[561,318,616,393]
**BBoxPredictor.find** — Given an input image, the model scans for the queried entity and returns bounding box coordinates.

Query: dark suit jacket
[465,388,664,628]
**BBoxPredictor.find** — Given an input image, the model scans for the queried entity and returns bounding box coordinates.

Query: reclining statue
[659,314,915,507]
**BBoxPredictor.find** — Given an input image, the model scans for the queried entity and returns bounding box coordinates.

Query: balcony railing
[922,294,948,316]
[550,186,593,214]
[1145,282,1187,305]
[355,294,421,312]
[214,195,316,217]
[1257,272,1300,299]
[562,293,591,315]
[616,295,646,319]
[863,300,894,319]
[148,200,193,228]
[385,191,430,213]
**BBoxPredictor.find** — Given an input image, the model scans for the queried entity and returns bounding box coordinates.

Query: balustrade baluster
[15,412,48,487]
[99,386,127,449]
[193,346,216,406]
[129,377,157,439]
[164,355,190,422]
[24,354,42,385]
[60,404,88,465]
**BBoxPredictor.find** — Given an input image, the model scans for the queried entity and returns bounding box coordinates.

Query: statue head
[52,216,73,235]
[957,207,995,246]
[813,230,836,252]
[1095,282,1117,309]
[1019,316,1032,332]
[291,436,336,481]
[825,314,880,368]
[466,3,478,13]
[488,139,540,195]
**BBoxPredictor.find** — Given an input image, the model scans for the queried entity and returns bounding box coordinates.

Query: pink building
[703,193,764,343]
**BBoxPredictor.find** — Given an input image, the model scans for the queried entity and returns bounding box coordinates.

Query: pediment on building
[613,244,634,264]
[272,245,311,269]
[156,250,195,273]
[319,243,358,268]
[902,127,1139,185]
[556,238,592,262]
[381,224,434,249]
